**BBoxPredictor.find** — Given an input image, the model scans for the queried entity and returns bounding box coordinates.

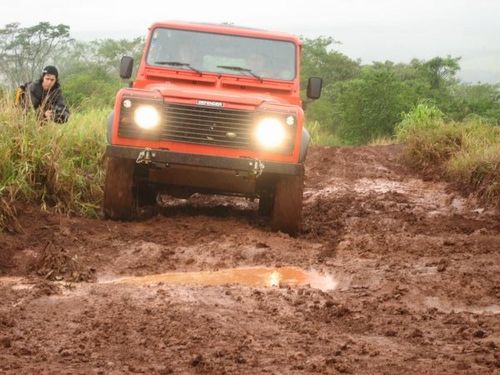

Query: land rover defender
[104,21,322,234]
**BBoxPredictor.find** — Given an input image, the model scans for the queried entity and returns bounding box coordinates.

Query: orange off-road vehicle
[103,21,322,234]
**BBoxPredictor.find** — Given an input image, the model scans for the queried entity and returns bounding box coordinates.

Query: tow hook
[249,160,265,177]
[136,148,155,165]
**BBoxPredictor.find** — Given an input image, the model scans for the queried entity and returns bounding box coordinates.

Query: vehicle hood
[146,81,291,108]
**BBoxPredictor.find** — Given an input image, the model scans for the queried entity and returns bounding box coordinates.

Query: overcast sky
[1,0,499,83]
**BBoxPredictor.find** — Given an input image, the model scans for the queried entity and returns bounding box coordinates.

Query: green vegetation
[301,37,499,145]
[332,64,410,144]
[396,104,500,205]
[307,120,343,146]
[0,97,107,229]
[63,65,122,108]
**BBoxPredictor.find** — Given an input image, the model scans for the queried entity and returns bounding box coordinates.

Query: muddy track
[1,145,499,374]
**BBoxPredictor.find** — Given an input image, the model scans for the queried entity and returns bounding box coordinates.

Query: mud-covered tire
[258,190,274,217]
[137,183,157,206]
[135,165,157,206]
[103,157,137,220]
[271,167,304,235]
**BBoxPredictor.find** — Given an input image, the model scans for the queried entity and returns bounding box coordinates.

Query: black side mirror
[306,77,323,100]
[120,56,134,79]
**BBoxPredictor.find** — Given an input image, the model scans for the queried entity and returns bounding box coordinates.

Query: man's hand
[44,110,54,121]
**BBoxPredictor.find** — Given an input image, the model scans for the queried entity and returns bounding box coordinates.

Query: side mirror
[120,56,134,79]
[306,77,323,100]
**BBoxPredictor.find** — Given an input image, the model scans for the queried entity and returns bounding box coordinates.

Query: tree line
[302,37,500,144]
[1,23,499,144]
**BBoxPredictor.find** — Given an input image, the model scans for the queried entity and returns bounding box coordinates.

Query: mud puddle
[0,267,339,292]
[0,276,24,285]
[105,266,338,291]
[425,297,500,315]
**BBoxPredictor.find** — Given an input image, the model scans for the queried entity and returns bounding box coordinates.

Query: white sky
[1,0,499,82]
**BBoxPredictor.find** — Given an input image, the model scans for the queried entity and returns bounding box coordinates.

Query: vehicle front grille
[119,102,255,149]
[161,103,254,148]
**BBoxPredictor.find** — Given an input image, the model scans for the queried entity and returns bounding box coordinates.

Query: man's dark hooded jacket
[28,80,70,124]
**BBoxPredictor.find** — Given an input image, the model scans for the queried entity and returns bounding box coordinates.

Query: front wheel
[103,157,157,220]
[271,168,304,235]
[103,157,137,220]
[258,189,274,217]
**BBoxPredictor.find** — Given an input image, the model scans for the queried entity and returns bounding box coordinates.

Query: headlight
[255,117,286,149]
[134,105,160,129]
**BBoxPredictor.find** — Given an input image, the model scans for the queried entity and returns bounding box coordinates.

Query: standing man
[27,65,70,124]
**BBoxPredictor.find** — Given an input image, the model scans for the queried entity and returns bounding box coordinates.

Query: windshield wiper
[154,61,202,76]
[216,65,262,81]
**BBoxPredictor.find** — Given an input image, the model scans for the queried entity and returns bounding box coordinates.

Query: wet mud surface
[1,145,499,374]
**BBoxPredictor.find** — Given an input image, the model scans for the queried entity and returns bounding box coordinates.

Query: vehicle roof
[148,20,302,44]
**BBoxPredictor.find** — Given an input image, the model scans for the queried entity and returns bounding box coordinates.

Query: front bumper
[105,145,303,176]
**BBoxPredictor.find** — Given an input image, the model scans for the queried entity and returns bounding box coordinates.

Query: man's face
[42,74,57,91]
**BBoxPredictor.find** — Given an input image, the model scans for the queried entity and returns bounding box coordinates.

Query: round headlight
[134,105,160,129]
[255,117,286,149]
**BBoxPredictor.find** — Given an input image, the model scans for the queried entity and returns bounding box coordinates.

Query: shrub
[395,103,446,141]
[396,104,500,205]
[62,64,122,109]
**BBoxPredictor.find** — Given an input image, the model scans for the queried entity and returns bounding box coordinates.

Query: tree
[0,22,72,87]
[94,38,144,73]
[333,65,412,144]
[419,56,461,90]
[449,83,500,123]
[300,36,360,130]
[301,36,360,86]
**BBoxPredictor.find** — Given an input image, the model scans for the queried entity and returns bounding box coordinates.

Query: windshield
[146,28,296,81]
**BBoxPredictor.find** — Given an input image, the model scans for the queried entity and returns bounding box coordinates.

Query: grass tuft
[307,121,343,146]
[368,136,395,146]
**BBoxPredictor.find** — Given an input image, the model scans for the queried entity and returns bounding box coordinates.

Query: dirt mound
[0,145,499,374]
[0,248,14,275]
[0,197,22,234]
[30,241,96,282]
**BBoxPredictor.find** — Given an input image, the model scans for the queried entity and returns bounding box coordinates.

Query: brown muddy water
[106,266,338,291]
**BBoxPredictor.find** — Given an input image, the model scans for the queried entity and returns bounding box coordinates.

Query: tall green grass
[368,136,395,146]
[308,120,396,146]
[0,97,108,229]
[307,121,343,146]
[396,104,500,205]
